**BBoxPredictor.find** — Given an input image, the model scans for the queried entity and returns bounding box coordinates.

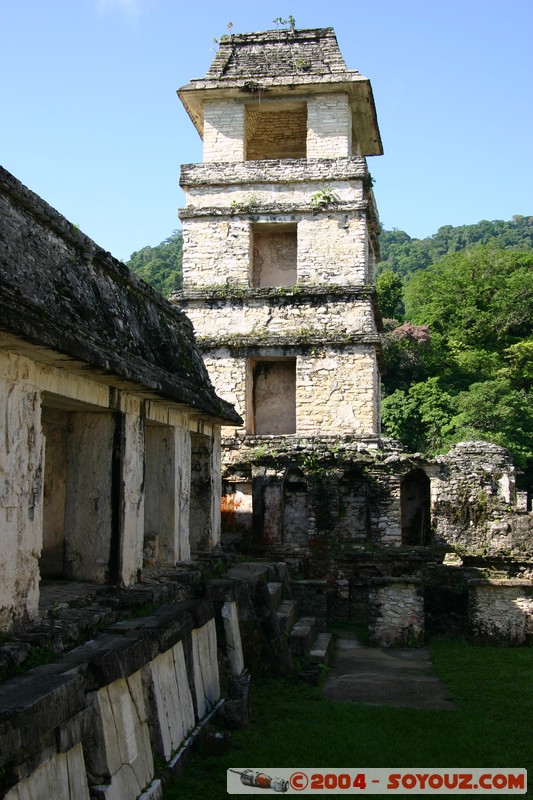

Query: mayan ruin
[0,18,531,800]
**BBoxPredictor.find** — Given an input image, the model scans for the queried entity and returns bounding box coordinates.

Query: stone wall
[203,101,245,162]
[307,93,352,158]
[469,579,533,644]
[432,442,532,556]
[195,345,380,437]
[181,212,371,289]
[0,347,224,627]
[368,578,424,646]
[246,105,307,160]
[0,599,228,800]
[181,292,377,340]
[0,167,239,424]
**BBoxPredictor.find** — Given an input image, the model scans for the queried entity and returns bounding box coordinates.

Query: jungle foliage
[127,229,183,297]
[379,243,533,488]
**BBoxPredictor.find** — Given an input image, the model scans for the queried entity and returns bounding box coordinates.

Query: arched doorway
[401,469,431,545]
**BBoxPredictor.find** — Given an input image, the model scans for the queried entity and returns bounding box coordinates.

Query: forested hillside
[126,218,533,488]
[127,229,183,296]
[378,215,533,280]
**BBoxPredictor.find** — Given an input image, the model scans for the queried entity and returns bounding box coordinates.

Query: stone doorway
[40,398,117,583]
[282,467,309,547]
[250,358,296,434]
[401,469,431,545]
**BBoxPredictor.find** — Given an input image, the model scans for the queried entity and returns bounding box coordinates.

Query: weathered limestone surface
[180,156,368,188]
[183,177,364,210]
[0,598,234,799]
[0,368,43,628]
[3,744,90,800]
[182,294,377,338]
[432,442,532,556]
[203,101,245,162]
[179,28,383,157]
[147,642,195,760]
[0,164,239,627]
[191,618,221,719]
[64,412,115,583]
[469,580,533,644]
[198,348,380,437]
[87,671,154,800]
[182,218,251,287]
[307,93,352,158]
[369,578,424,646]
[181,214,370,288]
[221,600,245,675]
[120,412,146,585]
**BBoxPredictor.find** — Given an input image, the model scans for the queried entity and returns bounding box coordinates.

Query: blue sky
[1,0,531,262]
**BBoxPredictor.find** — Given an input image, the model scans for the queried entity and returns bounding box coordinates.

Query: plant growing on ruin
[363,172,376,193]
[273,15,296,30]
[311,187,340,210]
[295,57,310,71]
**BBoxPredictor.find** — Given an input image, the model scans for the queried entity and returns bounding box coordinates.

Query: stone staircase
[222,560,333,678]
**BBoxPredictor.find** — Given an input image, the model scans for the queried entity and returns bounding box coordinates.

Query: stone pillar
[64,412,115,583]
[368,577,424,646]
[119,413,145,585]
[210,427,222,548]
[177,427,191,562]
[190,432,217,551]
[143,422,193,564]
[0,369,43,629]
[516,492,529,513]
[306,93,352,158]
[203,101,245,162]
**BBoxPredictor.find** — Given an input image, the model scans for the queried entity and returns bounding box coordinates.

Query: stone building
[0,165,240,632]
[175,27,384,546]
[174,26,533,646]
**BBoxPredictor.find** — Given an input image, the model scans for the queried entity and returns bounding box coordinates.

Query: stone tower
[176,27,384,546]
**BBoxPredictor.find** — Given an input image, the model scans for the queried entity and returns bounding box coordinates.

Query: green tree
[376,268,404,319]
[443,379,533,479]
[127,229,183,297]
[403,246,533,352]
[382,377,454,454]
[378,216,533,281]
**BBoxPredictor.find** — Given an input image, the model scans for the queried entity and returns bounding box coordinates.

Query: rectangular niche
[246,103,307,160]
[252,222,297,288]
[249,358,296,435]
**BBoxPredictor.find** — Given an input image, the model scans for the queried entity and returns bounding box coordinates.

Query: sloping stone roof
[206,27,350,80]
[0,166,241,424]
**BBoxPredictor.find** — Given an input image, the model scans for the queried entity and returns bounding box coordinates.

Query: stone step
[267,581,283,611]
[288,616,317,657]
[308,632,333,665]
[224,562,273,586]
[276,599,298,634]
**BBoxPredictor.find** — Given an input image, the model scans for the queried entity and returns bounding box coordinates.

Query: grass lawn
[163,641,532,798]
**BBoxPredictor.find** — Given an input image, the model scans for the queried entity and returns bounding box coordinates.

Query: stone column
[119,413,145,585]
[0,369,43,629]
